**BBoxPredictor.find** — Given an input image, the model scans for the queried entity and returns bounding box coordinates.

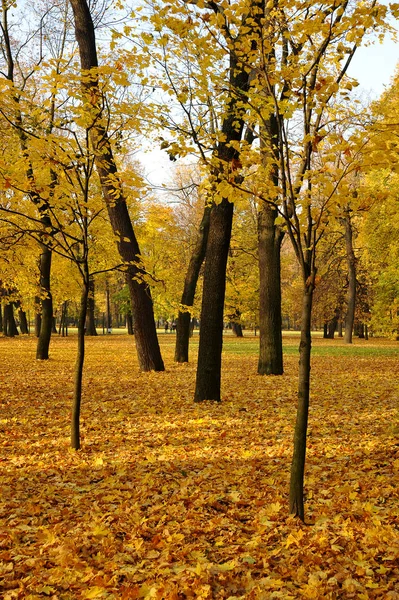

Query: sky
[140,33,399,188]
[348,33,399,98]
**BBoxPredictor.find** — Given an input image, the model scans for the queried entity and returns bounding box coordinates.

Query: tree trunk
[0,303,2,333]
[105,281,111,333]
[338,318,343,337]
[194,199,234,402]
[257,202,284,374]
[326,308,339,339]
[1,3,54,358]
[52,317,57,334]
[289,281,314,521]
[229,308,244,337]
[323,323,328,338]
[59,302,65,335]
[18,308,29,334]
[86,277,98,336]
[34,294,41,337]
[71,270,89,450]
[175,205,211,363]
[4,303,18,337]
[126,311,134,335]
[35,313,41,337]
[36,245,53,359]
[68,0,164,372]
[193,29,252,401]
[232,321,244,337]
[344,208,356,344]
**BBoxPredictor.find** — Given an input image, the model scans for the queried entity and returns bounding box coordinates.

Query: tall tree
[242,0,394,520]
[85,277,98,336]
[0,1,59,359]
[193,0,263,401]
[175,204,210,362]
[342,205,357,343]
[68,0,164,371]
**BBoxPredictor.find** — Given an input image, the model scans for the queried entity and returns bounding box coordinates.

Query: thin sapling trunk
[71,268,89,450]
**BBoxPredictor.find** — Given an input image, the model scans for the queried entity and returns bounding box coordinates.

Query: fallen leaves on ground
[1,334,399,599]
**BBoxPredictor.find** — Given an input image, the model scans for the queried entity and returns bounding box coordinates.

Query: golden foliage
[1,335,399,598]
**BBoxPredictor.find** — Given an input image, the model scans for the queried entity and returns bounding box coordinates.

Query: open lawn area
[1,334,399,599]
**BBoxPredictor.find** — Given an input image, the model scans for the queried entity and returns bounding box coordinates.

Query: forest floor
[1,334,399,599]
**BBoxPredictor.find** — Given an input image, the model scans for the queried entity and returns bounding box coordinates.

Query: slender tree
[243,0,392,520]
[175,204,211,362]
[343,206,357,343]
[193,0,263,401]
[68,0,164,371]
[85,277,98,336]
[0,2,58,359]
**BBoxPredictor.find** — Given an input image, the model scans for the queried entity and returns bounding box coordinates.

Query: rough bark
[71,269,89,450]
[257,202,284,374]
[175,205,211,363]
[289,280,314,521]
[343,208,356,344]
[85,277,97,336]
[69,0,164,371]
[194,199,234,402]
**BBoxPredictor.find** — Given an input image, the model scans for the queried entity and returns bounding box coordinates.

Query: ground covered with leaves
[1,333,399,599]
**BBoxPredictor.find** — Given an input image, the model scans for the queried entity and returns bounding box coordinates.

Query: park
[1,0,399,597]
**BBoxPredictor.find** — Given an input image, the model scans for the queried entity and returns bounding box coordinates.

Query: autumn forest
[1,0,399,598]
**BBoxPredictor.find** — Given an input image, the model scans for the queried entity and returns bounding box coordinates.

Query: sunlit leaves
[1,335,399,596]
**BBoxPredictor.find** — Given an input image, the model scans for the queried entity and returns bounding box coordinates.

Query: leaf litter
[1,335,399,599]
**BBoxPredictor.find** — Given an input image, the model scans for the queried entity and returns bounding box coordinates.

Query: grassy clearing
[1,334,399,598]
[221,334,399,358]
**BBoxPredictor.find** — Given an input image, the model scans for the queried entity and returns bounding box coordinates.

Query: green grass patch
[221,335,399,358]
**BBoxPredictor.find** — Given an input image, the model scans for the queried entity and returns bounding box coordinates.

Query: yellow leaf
[83,587,106,599]
[92,525,110,538]
[285,530,305,548]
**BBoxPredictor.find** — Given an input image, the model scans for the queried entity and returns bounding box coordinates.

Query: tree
[85,277,98,336]
[239,0,394,520]
[342,205,357,343]
[68,0,164,372]
[191,0,262,402]
[123,0,265,395]
[0,1,65,358]
[355,69,399,338]
[174,174,211,361]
